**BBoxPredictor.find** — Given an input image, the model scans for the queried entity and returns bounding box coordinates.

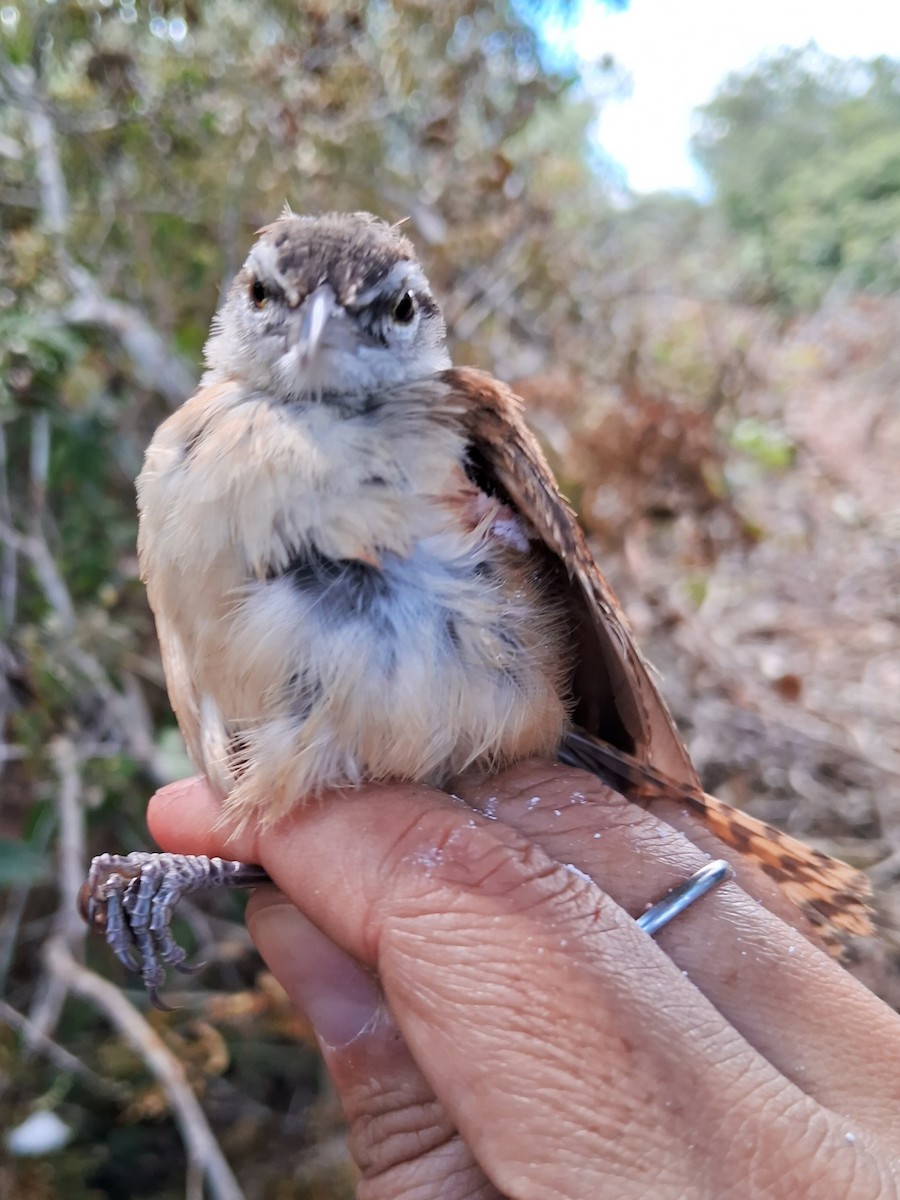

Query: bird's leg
[79,852,271,1007]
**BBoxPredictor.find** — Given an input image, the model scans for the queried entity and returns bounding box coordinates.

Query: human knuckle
[349,1090,455,1179]
[379,807,553,906]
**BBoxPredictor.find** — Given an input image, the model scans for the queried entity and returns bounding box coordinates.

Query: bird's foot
[79,852,271,1007]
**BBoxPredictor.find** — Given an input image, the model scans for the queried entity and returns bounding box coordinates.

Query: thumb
[246,892,500,1200]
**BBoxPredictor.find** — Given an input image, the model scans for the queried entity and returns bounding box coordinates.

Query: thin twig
[0,520,165,777]
[32,738,243,1196]
[187,1157,204,1200]
[27,737,85,1040]
[0,519,76,630]
[52,737,87,941]
[27,100,69,236]
[0,56,67,233]
[443,229,531,329]
[1,51,194,406]
[0,425,17,631]
[44,937,245,1200]
[63,269,196,406]
[0,999,127,1102]
[29,411,51,523]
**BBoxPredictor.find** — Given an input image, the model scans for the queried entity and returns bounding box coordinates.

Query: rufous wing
[446,366,699,788]
[446,367,872,950]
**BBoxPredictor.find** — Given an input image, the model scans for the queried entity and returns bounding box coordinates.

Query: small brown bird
[81,211,870,999]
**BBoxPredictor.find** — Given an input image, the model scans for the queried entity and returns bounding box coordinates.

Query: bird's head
[205,211,450,402]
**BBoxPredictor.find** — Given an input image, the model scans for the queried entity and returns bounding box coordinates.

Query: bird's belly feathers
[200,534,569,824]
[138,387,570,826]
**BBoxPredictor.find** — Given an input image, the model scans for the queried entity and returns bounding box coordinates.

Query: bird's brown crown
[249,211,418,308]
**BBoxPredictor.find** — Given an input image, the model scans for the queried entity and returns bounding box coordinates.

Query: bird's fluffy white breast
[137,379,568,824]
[138,380,463,579]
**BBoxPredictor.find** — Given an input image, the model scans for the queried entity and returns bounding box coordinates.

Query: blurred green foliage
[729,416,795,473]
[694,45,900,308]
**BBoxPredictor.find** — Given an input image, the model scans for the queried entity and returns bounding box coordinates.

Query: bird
[80,210,871,1001]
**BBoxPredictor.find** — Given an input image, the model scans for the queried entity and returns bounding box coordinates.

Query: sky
[544,0,900,196]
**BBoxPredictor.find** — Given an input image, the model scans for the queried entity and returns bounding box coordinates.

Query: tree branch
[64,267,196,406]
[44,938,246,1200]
[0,52,195,407]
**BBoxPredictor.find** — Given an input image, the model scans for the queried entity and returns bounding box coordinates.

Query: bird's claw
[79,852,270,1006]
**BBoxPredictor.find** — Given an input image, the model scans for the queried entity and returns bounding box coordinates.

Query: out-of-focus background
[1,1,898,1195]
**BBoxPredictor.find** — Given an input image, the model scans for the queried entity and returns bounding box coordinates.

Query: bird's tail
[560,731,873,951]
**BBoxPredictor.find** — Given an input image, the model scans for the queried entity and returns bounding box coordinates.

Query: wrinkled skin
[150,763,900,1200]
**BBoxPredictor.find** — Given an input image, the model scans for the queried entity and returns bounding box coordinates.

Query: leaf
[730,417,795,471]
[0,840,51,887]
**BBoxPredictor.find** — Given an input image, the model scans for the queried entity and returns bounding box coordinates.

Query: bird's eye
[392,291,416,324]
[250,279,268,309]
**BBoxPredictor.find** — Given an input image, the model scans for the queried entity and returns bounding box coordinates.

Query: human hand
[149,762,900,1199]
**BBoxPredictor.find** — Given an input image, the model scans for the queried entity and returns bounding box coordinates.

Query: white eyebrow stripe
[354,261,428,307]
[246,243,304,305]
[247,242,280,281]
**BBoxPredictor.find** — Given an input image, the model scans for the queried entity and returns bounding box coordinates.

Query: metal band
[637,860,734,936]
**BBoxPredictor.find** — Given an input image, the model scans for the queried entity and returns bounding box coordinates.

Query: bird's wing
[446,366,699,788]
[152,610,204,775]
[446,367,872,948]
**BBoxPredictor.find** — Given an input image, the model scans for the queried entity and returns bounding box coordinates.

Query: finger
[246,891,500,1200]
[458,759,814,927]
[149,777,884,1197]
[455,761,900,1145]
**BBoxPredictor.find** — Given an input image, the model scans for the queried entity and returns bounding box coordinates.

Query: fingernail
[248,903,382,1049]
[154,775,204,802]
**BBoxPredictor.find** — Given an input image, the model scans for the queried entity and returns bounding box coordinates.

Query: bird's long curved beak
[297,283,336,368]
